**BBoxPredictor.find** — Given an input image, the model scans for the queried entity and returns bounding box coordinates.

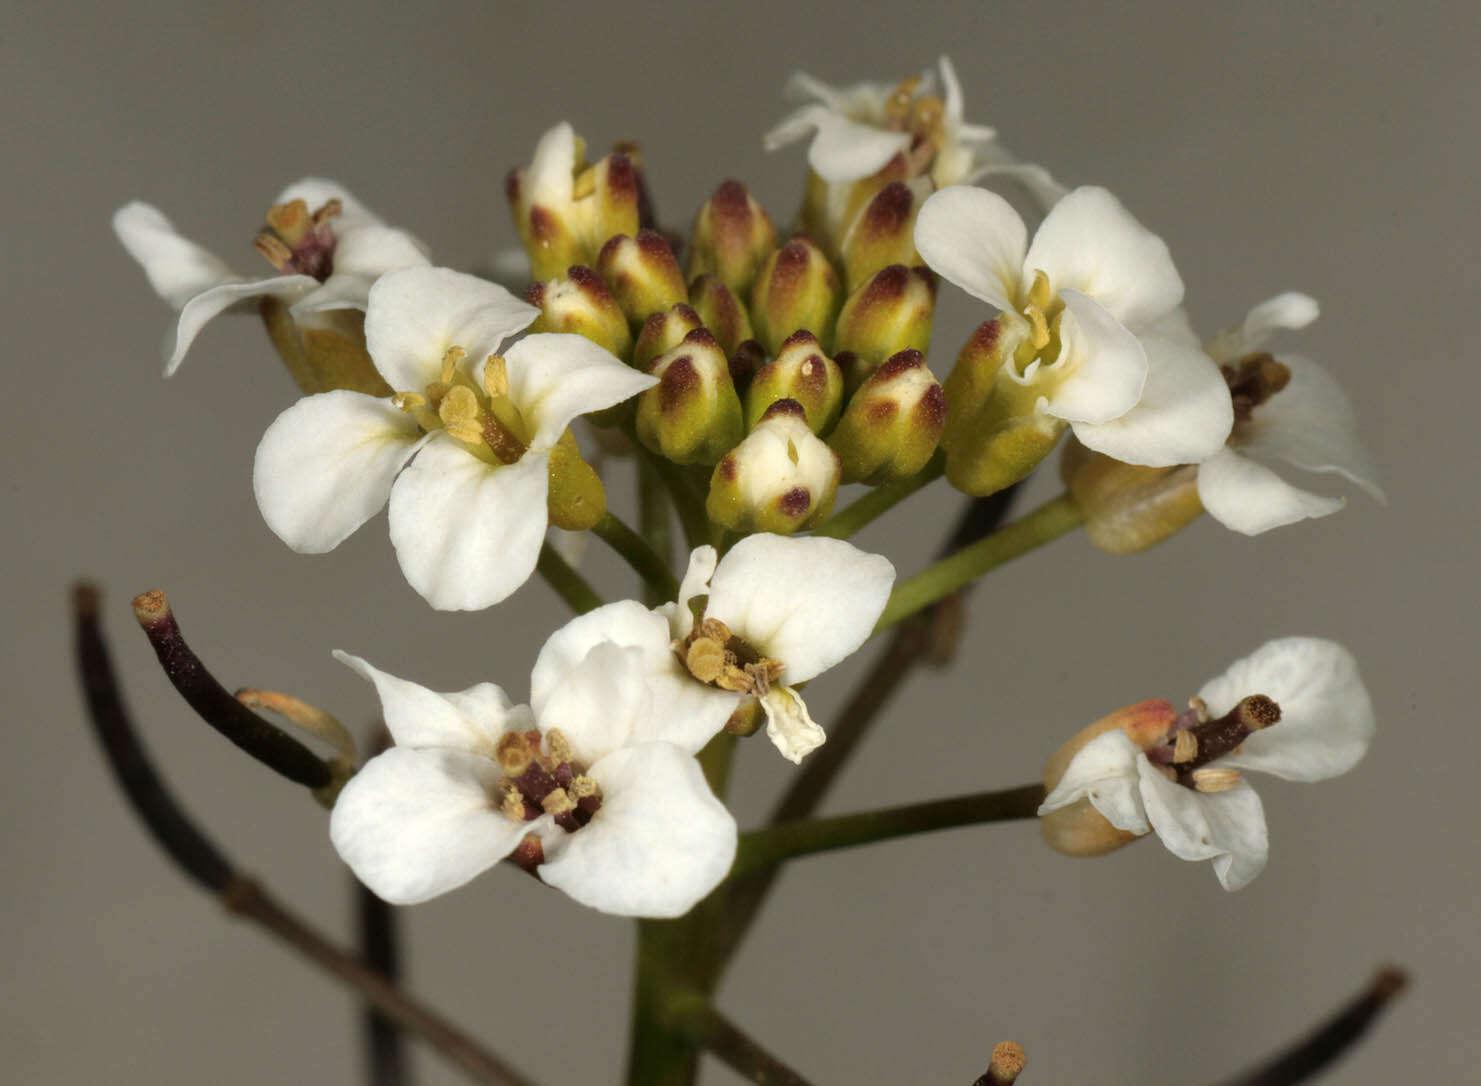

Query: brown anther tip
[1239,694,1282,729]
[990,1040,1026,1078]
[130,588,171,625]
[72,581,101,618]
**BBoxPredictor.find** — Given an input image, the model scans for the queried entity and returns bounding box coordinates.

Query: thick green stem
[815,453,944,540]
[875,493,1083,633]
[673,1004,815,1086]
[593,511,681,602]
[731,784,1045,878]
[536,542,604,614]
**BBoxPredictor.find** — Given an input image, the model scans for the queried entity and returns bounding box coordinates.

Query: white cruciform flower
[531,535,895,765]
[253,265,655,611]
[1196,293,1385,534]
[113,178,429,375]
[916,184,1233,466]
[1039,637,1374,890]
[329,643,737,917]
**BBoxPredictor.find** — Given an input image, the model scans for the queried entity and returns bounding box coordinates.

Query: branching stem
[592,510,680,602]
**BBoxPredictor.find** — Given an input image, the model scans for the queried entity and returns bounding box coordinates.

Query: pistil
[1145,694,1282,787]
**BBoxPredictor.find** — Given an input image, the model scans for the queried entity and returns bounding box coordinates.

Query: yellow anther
[572,166,597,201]
[885,75,923,125]
[264,199,310,244]
[545,729,573,766]
[685,637,728,684]
[569,776,600,800]
[909,95,946,140]
[1025,269,1053,313]
[438,385,481,427]
[309,197,343,227]
[440,345,468,384]
[1172,730,1199,764]
[1024,304,1051,351]
[252,232,295,271]
[1191,767,1244,793]
[484,355,510,399]
[500,785,526,822]
[496,731,534,776]
[541,788,576,816]
[392,391,426,411]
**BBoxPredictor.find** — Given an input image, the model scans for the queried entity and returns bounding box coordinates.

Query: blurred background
[3,1,1477,1082]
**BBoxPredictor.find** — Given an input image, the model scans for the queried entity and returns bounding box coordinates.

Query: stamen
[544,728,573,766]
[309,198,343,228]
[541,788,576,816]
[1148,693,1283,787]
[496,731,534,775]
[884,76,923,126]
[1025,269,1053,314]
[252,233,295,271]
[440,345,468,384]
[264,199,311,245]
[909,95,945,141]
[1172,730,1199,764]
[1192,767,1243,793]
[569,776,600,800]
[685,638,727,683]
[500,784,527,823]
[438,385,481,426]
[1024,304,1051,350]
[484,355,509,399]
[1223,352,1293,424]
[572,166,597,200]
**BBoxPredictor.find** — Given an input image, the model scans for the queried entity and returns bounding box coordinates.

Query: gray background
[3,1,1477,1082]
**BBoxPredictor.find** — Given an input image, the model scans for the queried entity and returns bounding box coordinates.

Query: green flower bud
[546,428,607,531]
[745,330,844,434]
[525,265,633,360]
[635,329,744,465]
[707,400,841,534]
[838,179,926,294]
[1060,439,1204,554]
[633,303,705,371]
[834,264,936,394]
[260,301,392,396]
[687,180,778,297]
[597,230,688,328]
[749,236,842,356]
[688,274,754,356]
[828,349,945,484]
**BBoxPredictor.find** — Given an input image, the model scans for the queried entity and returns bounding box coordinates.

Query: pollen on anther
[541,788,576,816]
[1173,730,1199,764]
[544,728,574,766]
[1239,694,1282,730]
[1192,767,1243,793]
[496,732,534,775]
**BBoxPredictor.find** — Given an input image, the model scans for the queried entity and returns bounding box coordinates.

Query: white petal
[1037,730,1150,834]
[538,744,737,918]
[113,202,236,308]
[387,437,550,611]
[1197,448,1345,535]
[705,534,895,684]
[760,686,826,764]
[1024,187,1184,331]
[1200,638,1374,782]
[364,267,537,392]
[1043,289,1148,424]
[274,177,378,231]
[938,56,967,126]
[1242,356,1384,503]
[167,276,318,376]
[762,103,825,151]
[1137,762,1268,891]
[914,186,1026,313]
[254,391,423,553]
[536,641,652,763]
[1209,292,1320,362]
[333,650,517,753]
[668,546,719,640]
[330,747,528,904]
[525,122,577,204]
[502,333,656,451]
[530,600,739,755]
[290,226,431,317]
[806,111,912,182]
[1071,332,1233,465]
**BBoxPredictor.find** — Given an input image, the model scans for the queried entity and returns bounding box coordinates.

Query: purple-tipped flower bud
[688,274,755,356]
[597,230,688,328]
[633,303,705,372]
[744,330,844,434]
[828,349,945,484]
[706,400,841,534]
[749,236,843,356]
[687,180,779,297]
[526,265,633,359]
[634,329,744,465]
[838,179,926,294]
[1060,439,1204,554]
[834,264,936,393]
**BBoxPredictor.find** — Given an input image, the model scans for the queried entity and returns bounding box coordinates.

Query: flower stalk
[591,509,681,601]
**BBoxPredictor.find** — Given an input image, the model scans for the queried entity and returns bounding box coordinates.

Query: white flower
[113,178,429,375]
[915,184,1233,466]
[1039,638,1374,890]
[1197,293,1385,534]
[328,644,736,917]
[531,535,895,764]
[253,266,654,611]
[763,56,1062,206]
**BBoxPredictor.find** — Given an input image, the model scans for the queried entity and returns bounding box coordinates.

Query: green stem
[637,457,675,607]
[593,511,681,602]
[635,445,711,552]
[697,731,737,801]
[536,543,604,614]
[626,922,706,1086]
[673,1004,815,1086]
[874,493,1083,633]
[815,453,944,540]
[732,784,1046,879]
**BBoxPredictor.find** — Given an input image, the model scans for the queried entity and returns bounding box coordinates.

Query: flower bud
[838,179,926,294]
[597,230,688,328]
[635,329,744,465]
[260,301,391,396]
[688,274,755,356]
[707,401,841,534]
[828,349,945,483]
[745,330,844,434]
[525,265,633,359]
[687,180,778,297]
[1039,699,1177,858]
[749,236,842,356]
[633,303,704,371]
[728,339,766,399]
[546,428,607,531]
[1060,440,1204,554]
[833,264,936,393]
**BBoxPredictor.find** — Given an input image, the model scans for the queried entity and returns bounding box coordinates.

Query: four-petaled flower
[1038,637,1374,890]
[253,265,654,610]
[1197,292,1385,534]
[531,535,896,764]
[329,643,736,917]
[114,178,429,374]
[915,184,1234,467]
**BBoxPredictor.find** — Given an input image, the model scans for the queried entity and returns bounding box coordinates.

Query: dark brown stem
[360,881,407,1086]
[130,588,332,790]
[74,584,532,1086]
[1217,967,1408,1086]
[676,1004,814,1086]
